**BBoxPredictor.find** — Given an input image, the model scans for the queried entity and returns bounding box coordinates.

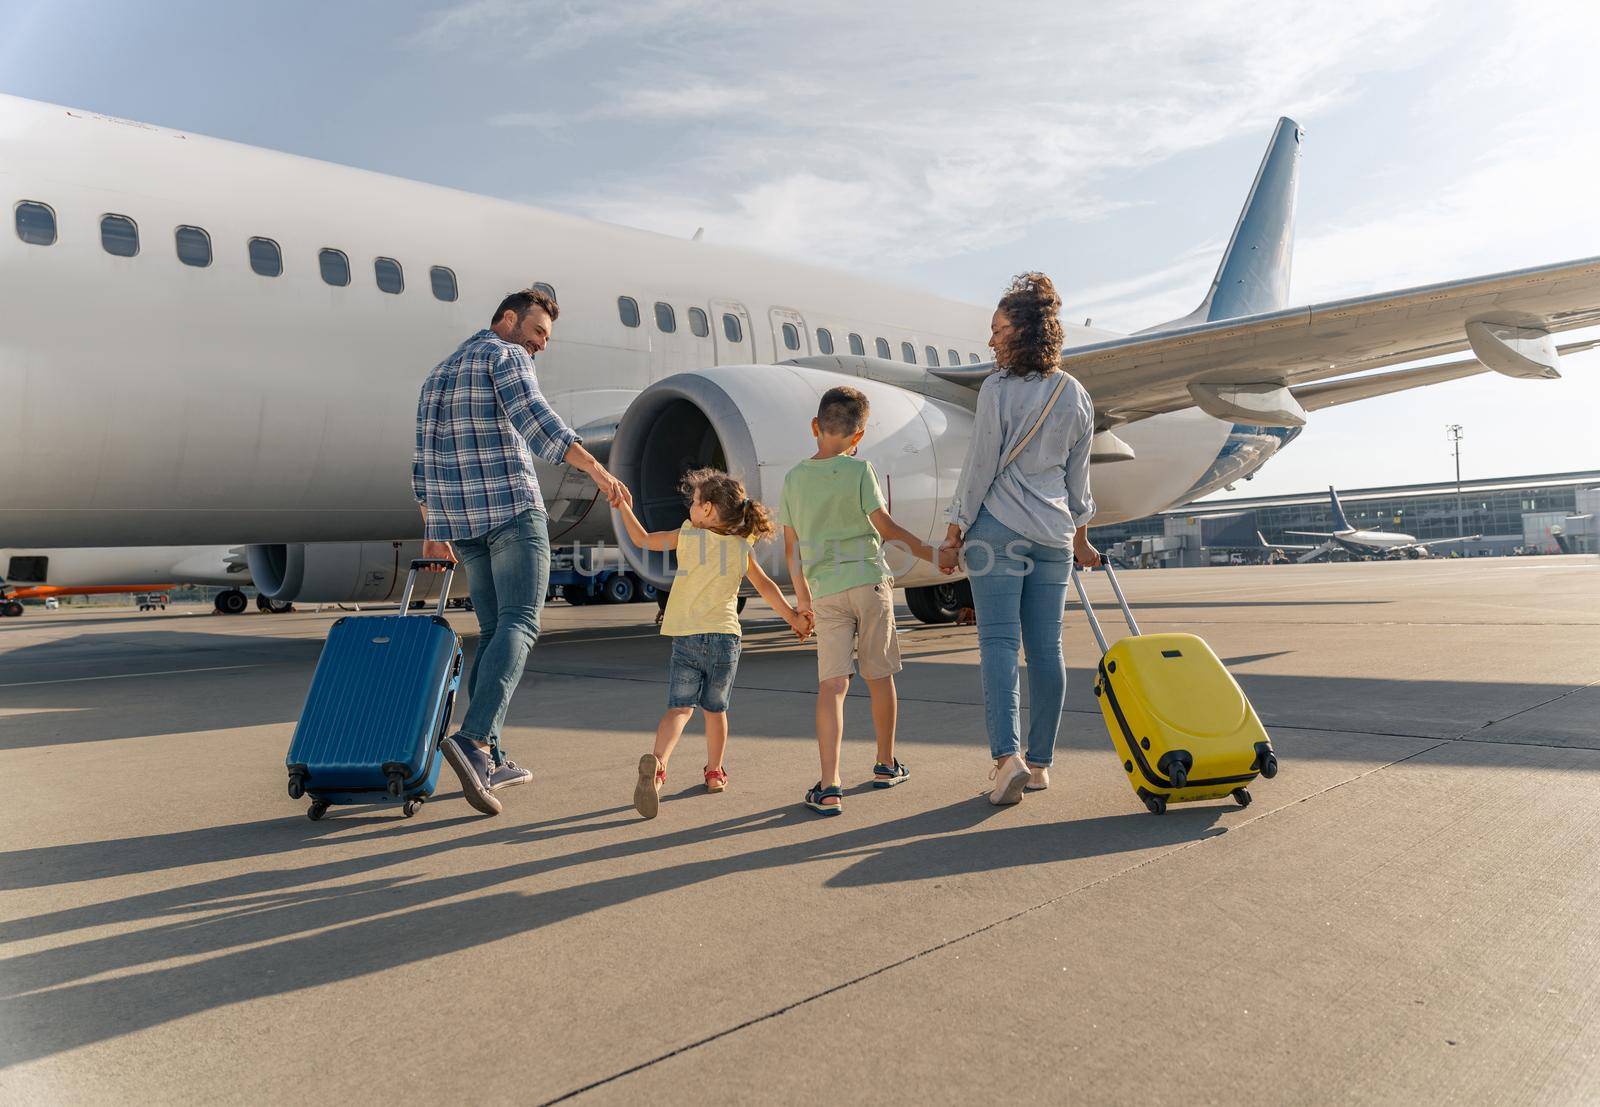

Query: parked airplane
[1282,487,1481,561]
[1,96,1596,622]
[0,545,257,614]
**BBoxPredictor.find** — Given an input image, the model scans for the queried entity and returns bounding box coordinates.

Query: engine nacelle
[246,541,453,605]
[610,365,973,590]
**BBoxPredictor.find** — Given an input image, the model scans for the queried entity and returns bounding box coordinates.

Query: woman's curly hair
[995,271,1065,378]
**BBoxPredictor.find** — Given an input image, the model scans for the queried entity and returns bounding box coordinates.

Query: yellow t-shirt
[660,523,753,637]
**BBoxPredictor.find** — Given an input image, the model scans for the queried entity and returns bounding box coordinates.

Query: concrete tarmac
[1,557,1597,1104]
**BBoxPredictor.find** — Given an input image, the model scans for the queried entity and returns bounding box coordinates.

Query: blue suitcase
[285,559,462,820]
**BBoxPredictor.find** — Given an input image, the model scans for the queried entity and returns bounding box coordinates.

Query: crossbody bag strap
[1003,371,1072,468]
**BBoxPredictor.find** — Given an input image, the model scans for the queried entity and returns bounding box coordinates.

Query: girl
[615,468,810,819]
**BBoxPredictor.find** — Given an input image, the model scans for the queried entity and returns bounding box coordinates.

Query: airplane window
[14,201,56,245]
[533,281,557,303]
[618,296,640,327]
[655,302,676,333]
[248,237,283,277]
[100,214,139,257]
[926,346,940,367]
[968,353,980,364]
[723,313,743,342]
[430,266,458,302]
[849,333,865,356]
[319,248,351,287]
[175,225,212,267]
[901,342,916,364]
[875,337,890,358]
[782,322,800,351]
[374,257,404,294]
[817,328,834,354]
[688,307,709,337]
[947,348,959,366]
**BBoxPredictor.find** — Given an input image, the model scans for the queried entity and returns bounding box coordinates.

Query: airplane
[1281,487,1482,561]
[1,95,1597,624]
[0,545,258,614]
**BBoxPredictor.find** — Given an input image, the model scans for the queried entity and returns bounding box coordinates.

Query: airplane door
[710,300,753,365]
[769,307,811,361]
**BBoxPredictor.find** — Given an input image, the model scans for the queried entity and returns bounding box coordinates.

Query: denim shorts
[666,632,742,712]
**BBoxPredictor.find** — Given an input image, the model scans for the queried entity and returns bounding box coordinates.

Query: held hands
[784,605,814,641]
[592,463,630,509]
[937,524,962,574]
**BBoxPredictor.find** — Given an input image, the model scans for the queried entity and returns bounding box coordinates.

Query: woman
[939,272,1100,806]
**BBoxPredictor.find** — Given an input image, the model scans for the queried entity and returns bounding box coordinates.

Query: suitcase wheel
[287,779,304,801]
[1169,763,1188,789]
[402,797,424,818]
[1143,793,1167,816]
[307,800,330,821]
[1261,753,1279,779]
[1232,787,1252,808]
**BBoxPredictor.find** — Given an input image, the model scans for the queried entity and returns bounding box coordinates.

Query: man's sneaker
[634,754,664,820]
[489,757,532,790]
[441,734,503,815]
[872,760,910,788]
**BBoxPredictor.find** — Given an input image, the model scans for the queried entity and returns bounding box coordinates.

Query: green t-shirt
[778,455,889,599]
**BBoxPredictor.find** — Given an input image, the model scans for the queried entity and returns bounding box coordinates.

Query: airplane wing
[933,256,1600,426]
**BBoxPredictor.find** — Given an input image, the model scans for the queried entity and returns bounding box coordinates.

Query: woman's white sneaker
[988,755,1030,806]
[1026,764,1050,791]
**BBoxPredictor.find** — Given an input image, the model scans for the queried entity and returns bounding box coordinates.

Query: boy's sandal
[872,760,910,788]
[704,766,728,792]
[804,782,844,815]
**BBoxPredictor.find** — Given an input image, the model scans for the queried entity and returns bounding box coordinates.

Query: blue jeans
[452,509,550,746]
[666,632,742,712]
[964,507,1072,765]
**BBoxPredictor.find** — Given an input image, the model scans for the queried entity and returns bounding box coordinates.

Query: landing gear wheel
[215,589,248,615]
[1,601,23,618]
[561,583,592,606]
[307,800,329,821]
[1233,787,1253,808]
[1261,753,1279,779]
[604,574,636,604]
[638,582,659,603]
[1143,793,1168,815]
[402,798,423,818]
[905,582,969,625]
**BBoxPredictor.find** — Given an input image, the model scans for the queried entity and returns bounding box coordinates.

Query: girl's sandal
[704,766,728,792]
[804,782,844,815]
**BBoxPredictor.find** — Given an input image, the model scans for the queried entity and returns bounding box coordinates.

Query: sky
[3,0,1597,499]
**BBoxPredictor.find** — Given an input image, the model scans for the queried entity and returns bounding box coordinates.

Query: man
[413,287,626,816]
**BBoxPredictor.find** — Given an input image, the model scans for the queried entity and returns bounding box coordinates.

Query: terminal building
[1094,470,1600,567]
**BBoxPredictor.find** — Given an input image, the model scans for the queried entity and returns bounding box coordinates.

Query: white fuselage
[1334,529,1418,552]
[0,95,1246,551]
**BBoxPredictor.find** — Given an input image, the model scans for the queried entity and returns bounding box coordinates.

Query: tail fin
[1328,486,1352,531]
[1142,117,1303,332]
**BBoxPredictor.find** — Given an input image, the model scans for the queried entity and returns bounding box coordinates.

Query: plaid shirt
[412,329,578,541]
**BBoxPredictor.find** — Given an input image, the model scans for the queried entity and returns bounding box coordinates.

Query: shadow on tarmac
[0,795,1223,1068]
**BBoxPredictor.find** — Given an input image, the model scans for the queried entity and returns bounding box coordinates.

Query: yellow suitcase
[1072,564,1278,815]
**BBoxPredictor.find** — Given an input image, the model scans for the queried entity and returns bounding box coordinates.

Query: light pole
[1446,424,1465,538]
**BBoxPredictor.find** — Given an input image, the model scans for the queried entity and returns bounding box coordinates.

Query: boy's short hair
[817,386,869,437]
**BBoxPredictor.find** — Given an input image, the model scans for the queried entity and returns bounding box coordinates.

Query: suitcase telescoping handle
[1070,561,1141,655]
[397,558,456,616]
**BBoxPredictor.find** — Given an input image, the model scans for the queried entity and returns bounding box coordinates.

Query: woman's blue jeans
[452,508,550,746]
[964,507,1072,765]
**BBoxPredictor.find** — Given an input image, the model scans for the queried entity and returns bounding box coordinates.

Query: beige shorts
[813,581,903,682]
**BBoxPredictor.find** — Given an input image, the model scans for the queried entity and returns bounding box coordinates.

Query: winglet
[1328,486,1352,531]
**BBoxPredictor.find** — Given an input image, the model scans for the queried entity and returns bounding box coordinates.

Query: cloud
[416,0,1446,268]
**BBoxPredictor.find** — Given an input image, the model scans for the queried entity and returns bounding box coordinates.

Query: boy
[780,385,939,815]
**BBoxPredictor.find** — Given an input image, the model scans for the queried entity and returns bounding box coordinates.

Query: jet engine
[246,541,453,605]
[609,364,974,603]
